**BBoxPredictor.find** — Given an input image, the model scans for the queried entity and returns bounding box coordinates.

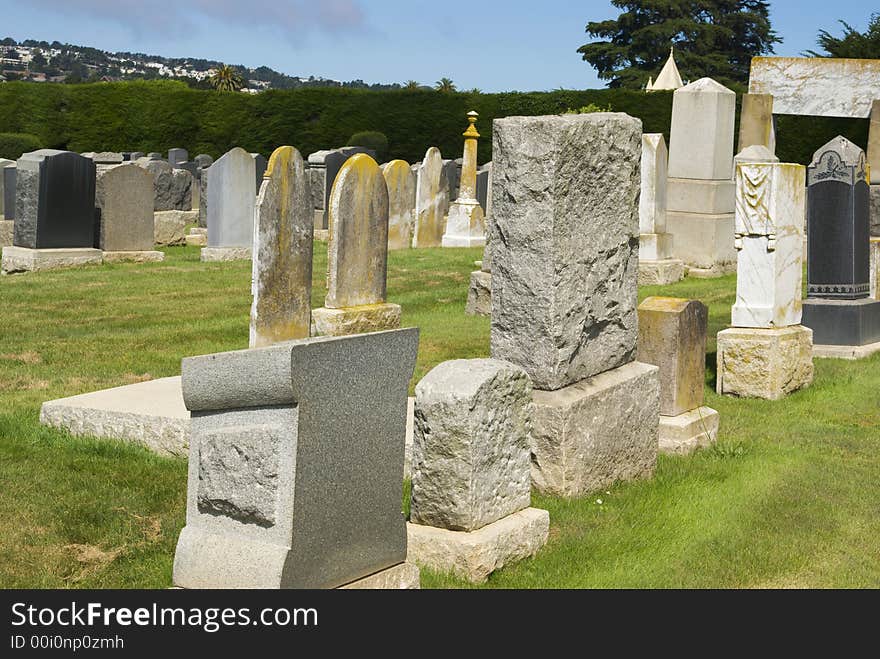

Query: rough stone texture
[102,250,164,263]
[173,329,418,590]
[40,376,189,457]
[666,209,736,274]
[207,147,256,249]
[153,210,195,246]
[168,148,188,166]
[442,201,485,247]
[198,169,208,228]
[2,246,102,274]
[871,238,880,300]
[668,78,736,180]
[872,185,880,237]
[738,94,776,154]
[412,147,449,248]
[637,297,708,417]
[0,158,13,218]
[338,562,420,589]
[639,133,668,235]
[465,270,491,316]
[185,232,206,247]
[716,326,814,400]
[325,154,389,308]
[812,341,880,360]
[490,113,641,391]
[410,359,533,532]
[84,152,124,165]
[95,163,155,252]
[868,101,880,177]
[250,146,313,348]
[200,246,251,262]
[637,259,685,285]
[406,508,549,584]
[382,160,415,250]
[136,158,193,211]
[311,303,401,336]
[530,361,659,497]
[749,57,880,119]
[0,220,12,247]
[667,178,735,214]
[194,154,213,169]
[659,407,720,455]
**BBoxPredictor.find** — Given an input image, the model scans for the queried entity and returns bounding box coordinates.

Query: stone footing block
[666,209,736,275]
[530,361,659,497]
[812,341,880,360]
[666,177,735,215]
[102,250,165,263]
[659,407,719,455]
[802,298,880,347]
[154,210,197,246]
[185,233,207,247]
[0,220,13,247]
[338,562,420,589]
[716,326,813,400]
[638,259,686,285]
[406,508,549,584]
[313,229,329,241]
[312,303,402,336]
[2,246,103,274]
[639,232,673,261]
[200,246,252,262]
[465,270,491,316]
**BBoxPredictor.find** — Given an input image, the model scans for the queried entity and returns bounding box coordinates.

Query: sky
[0,0,874,91]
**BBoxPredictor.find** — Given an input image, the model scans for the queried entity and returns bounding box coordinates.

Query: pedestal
[102,250,165,263]
[186,227,207,248]
[639,232,673,261]
[0,220,12,247]
[200,246,252,262]
[406,508,549,584]
[1,246,103,274]
[529,361,659,497]
[337,563,420,589]
[441,200,485,248]
[659,407,719,455]
[802,298,880,351]
[638,259,686,285]
[312,302,402,337]
[465,270,491,316]
[666,177,735,276]
[667,177,735,215]
[716,326,813,400]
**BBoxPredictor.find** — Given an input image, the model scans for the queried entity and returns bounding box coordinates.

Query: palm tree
[404,80,421,90]
[209,65,244,92]
[434,77,456,93]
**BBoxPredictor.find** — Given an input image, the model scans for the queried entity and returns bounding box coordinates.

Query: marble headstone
[412,147,449,248]
[207,147,256,249]
[168,148,188,166]
[381,160,416,250]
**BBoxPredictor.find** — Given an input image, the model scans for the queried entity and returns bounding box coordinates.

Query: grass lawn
[0,244,878,588]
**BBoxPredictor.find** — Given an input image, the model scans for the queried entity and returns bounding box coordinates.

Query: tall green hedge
[0,80,868,166]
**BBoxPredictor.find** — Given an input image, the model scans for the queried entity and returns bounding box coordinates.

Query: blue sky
[0,0,874,91]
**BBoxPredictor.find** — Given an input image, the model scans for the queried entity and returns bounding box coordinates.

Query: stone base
[337,562,420,589]
[667,177,735,215]
[684,262,737,278]
[530,361,660,497]
[812,341,880,360]
[666,209,736,276]
[639,232,673,261]
[802,298,880,347]
[185,233,207,247]
[659,407,719,455]
[102,250,165,263]
[406,508,549,584]
[465,270,491,316]
[154,210,197,247]
[442,200,485,248]
[312,303,402,336]
[869,238,879,300]
[313,209,327,232]
[313,229,329,241]
[716,326,814,400]
[441,235,486,248]
[638,259,686,285]
[200,246,252,262]
[1,246,103,275]
[0,219,13,247]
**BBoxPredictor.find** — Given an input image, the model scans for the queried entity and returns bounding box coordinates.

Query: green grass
[1,246,878,588]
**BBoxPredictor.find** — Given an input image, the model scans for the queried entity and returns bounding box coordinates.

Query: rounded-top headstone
[194,154,213,169]
[95,163,155,252]
[412,147,448,248]
[207,147,256,248]
[381,159,415,251]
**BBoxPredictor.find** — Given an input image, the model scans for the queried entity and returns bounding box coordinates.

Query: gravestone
[250,146,313,348]
[312,154,401,335]
[870,101,880,238]
[128,152,144,161]
[442,111,486,248]
[738,93,776,154]
[168,148,188,166]
[0,158,13,218]
[252,153,267,192]
[381,160,416,250]
[137,158,193,211]
[83,152,124,165]
[173,329,421,589]
[194,154,213,169]
[0,160,14,246]
[174,161,201,211]
[466,163,494,316]
[147,152,162,160]
[202,147,256,262]
[412,147,449,248]
[198,168,208,228]
[638,133,684,285]
[307,147,375,231]
[95,163,162,262]
[490,113,659,497]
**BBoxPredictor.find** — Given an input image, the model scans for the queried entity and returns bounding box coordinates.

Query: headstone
[307,147,375,230]
[147,152,162,160]
[381,160,416,250]
[250,146,313,348]
[442,111,486,248]
[738,93,776,154]
[443,159,462,202]
[94,163,161,260]
[198,169,208,228]
[173,329,421,589]
[0,158,13,218]
[202,147,255,261]
[490,113,659,497]
[129,152,144,161]
[137,159,193,211]
[83,152,125,165]
[475,166,490,213]
[869,100,880,181]
[2,165,14,222]
[194,154,213,169]
[412,147,449,248]
[168,148,188,166]
[639,133,684,285]
[252,153,267,193]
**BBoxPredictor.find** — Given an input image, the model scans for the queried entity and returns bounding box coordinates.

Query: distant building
[646,47,684,92]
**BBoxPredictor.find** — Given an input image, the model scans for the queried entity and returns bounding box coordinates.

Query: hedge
[0,132,43,160]
[0,80,868,166]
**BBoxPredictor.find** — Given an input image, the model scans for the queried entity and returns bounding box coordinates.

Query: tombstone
[1,150,102,274]
[172,329,421,589]
[312,154,401,336]
[666,78,737,276]
[443,158,462,202]
[638,298,719,454]
[136,158,193,212]
[307,147,375,231]
[251,153,267,193]
[94,163,162,263]
[0,158,13,218]
[381,160,416,250]
[174,161,201,211]
[147,152,162,160]
[639,133,685,285]
[406,359,549,583]
[738,93,776,155]
[442,111,486,248]
[3,165,17,222]
[0,160,13,246]
[490,113,659,497]
[870,101,880,238]
[475,167,489,213]
[250,146,313,348]
[202,147,256,262]
[198,169,208,228]
[412,147,449,248]
[128,152,145,161]
[168,148,188,166]
[194,154,213,169]
[83,152,125,165]
[466,162,494,316]
[801,136,880,357]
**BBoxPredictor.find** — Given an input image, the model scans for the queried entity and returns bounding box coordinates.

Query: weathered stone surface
[382,160,415,250]
[869,101,880,177]
[1,161,14,220]
[84,152,124,165]
[95,163,155,252]
[185,232,206,247]
[338,562,420,589]
[410,359,532,532]
[0,220,12,247]
[667,178,735,214]
[465,270,491,316]
[639,231,673,262]
[668,78,736,180]
[194,154,213,169]
[168,148,188,166]
[406,508,549,584]
[716,326,814,400]
[207,147,256,249]
[200,246,251,262]
[137,158,193,211]
[659,407,719,455]
[637,297,708,416]
[147,152,162,160]
[530,361,659,497]
[749,57,880,119]
[872,185,880,237]
[412,147,449,248]
[102,250,164,263]
[198,170,208,228]
[443,112,486,248]
[2,246,102,274]
[871,238,880,300]
[637,259,686,285]
[490,113,641,391]
[325,154,389,308]
[311,303,401,336]
[640,133,668,235]
[250,146,313,348]
[153,210,195,246]
[738,94,776,154]
[307,147,375,230]
[666,209,736,274]
[0,158,14,216]
[173,329,418,590]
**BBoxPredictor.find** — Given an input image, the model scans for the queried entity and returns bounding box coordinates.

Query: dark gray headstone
[169,148,189,166]
[194,154,214,169]
[251,153,268,193]
[13,150,96,249]
[443,159,462,201]
[307,147,376,229]
[476,168,489,213]
[147,152,163,160]
[175,161,200,179]
[2,165,15,221]
[129,152,145,161]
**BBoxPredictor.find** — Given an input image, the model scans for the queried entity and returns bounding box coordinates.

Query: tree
[434,77,456,93]
[578,0,780,89]
[404,80,421,90]
[209,64,244,92]
[805,13,880,58]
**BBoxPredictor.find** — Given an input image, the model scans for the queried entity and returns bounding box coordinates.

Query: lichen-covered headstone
[381,160,415,250]
[412,147,449,248]
[95,163,156,252]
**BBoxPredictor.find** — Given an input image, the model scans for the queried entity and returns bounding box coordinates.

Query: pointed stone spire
[645,76,654,91]
[651,46,684,91]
